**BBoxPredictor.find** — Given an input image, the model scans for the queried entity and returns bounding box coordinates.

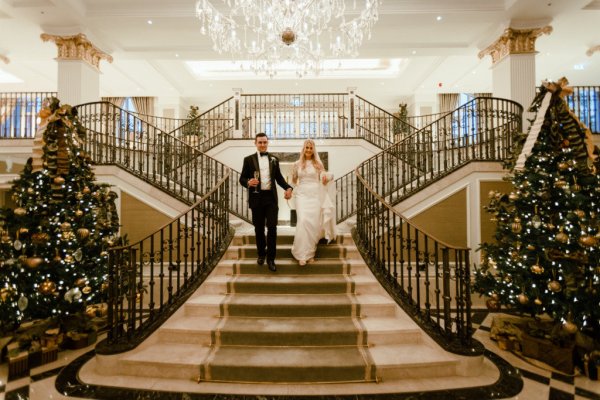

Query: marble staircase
[86,232,498,395]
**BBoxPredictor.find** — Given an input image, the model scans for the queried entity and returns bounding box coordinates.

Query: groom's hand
[284,188,292,200]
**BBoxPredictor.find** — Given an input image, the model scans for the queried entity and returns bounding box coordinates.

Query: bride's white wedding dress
[291,163,335,263]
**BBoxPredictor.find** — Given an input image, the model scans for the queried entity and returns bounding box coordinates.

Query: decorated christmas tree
[0,97,120,335]
[474,78,600,339]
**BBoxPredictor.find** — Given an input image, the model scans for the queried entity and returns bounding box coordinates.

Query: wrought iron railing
[176,97,235,152]
[350,97,522,352]
[98,173,233,353]
[76,102,250,223]
[355,95,417,147]
[0,92,57,138]
[566,85,600,134]
[130,112,188,133]
[371,97,523,205]
[352,170,481,354]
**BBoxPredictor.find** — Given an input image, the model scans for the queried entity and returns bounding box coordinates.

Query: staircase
[89,232,493,395]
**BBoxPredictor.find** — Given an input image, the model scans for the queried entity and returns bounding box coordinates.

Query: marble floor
[1,311,599,400]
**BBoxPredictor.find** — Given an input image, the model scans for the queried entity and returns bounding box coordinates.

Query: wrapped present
[62,330,97,349]
[521,330,575,374]
[41,346,58,365]
[8,351,29,380]
[41,328,62,348]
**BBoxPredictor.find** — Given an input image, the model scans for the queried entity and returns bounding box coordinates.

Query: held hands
[284,188,293,200]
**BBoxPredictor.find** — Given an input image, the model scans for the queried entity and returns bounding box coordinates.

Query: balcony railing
[0,92,56,138]
[566,85,600,134]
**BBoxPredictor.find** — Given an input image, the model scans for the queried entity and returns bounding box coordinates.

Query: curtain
[131,97,155,119]
[102,97,126,108]
[438,93,459,114]
[474,92,492,98]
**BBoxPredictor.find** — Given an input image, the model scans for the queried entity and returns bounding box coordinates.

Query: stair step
[119,343,210,379]
[200,345,375,383]
[185,293,397,318]
[158,316,422,347]
[369,344,461,380]
[232,235,351,246]
[226,244,359,260]
[214,259,370,275]
[201,274,383,295]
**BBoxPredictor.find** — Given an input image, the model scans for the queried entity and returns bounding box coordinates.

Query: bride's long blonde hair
[292,139,324,184]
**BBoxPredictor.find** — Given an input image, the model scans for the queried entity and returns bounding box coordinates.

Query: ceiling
[0,0,599,113]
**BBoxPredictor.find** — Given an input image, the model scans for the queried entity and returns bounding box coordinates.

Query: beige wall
[410,188,467,248]
[120,192,172,244]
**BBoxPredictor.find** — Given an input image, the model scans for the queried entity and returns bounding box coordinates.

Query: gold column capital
[586,44,600,57]
[40,33,113,70]
[478,26,553,64]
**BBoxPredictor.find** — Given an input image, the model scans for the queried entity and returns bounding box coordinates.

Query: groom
[240,133,293,271]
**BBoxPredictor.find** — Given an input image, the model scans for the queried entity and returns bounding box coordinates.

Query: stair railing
[98,172,234,354]
[76,101,239,210]
[0,92,57,138]
[353,167,482,354]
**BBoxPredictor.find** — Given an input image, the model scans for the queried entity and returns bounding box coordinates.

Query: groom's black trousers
[251,190,278,261]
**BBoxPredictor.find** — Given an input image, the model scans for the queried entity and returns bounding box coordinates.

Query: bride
[291,139,335,266]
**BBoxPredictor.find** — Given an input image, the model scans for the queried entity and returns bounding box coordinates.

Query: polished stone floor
[1,311,599,400]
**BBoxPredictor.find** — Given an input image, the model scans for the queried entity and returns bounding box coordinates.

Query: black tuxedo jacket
[239,153,292,208]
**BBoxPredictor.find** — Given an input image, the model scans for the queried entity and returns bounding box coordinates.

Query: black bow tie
[260,152,268,157]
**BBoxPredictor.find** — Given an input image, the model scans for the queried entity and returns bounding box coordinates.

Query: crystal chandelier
[195,0,380,78]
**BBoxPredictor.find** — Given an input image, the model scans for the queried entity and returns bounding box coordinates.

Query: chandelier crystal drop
[195,0,380,78]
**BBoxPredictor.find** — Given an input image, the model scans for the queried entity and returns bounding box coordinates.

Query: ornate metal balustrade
[0,91,56,138]
[129,111,187,133]
[566,85,600,134]
[353,169,481,354]
[370,97,523,205]
[351,97,522,353]
[99,173,233,353]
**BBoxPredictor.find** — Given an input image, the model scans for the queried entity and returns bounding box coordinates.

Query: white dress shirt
[257,152,272,190]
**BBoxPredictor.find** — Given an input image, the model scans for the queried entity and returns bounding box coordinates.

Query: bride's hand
[321,174,328,185]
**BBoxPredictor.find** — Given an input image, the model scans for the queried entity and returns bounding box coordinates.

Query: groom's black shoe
[267,259,277,272]
[257,256,265,266]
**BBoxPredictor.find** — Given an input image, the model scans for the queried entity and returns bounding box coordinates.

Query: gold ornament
[554,180,567,189]
[562,320,578,334]
[517,293,529,304]
[530,264,544,274]
[39,280,56,295]
[64,254,75,263]
[82,186,91,194]
[31,232,49,245]
[18,227,29,235]
[27,187,35,194]
[82,286,92,294]
[60,222,71,231]
[574,209,586,219]
[548,280,562,292]
[1,234,11,243]
[557,161,569,171]
[101,282,109,292]
[509,192,520,201]
[14,207,27,217]
[53,176,65,185]
[76,228,90,239]
[534,298,542,305]
[75,210,84,217]
[75,278,87,287]
[579,235,597,247]
[488,190,497,199]
[527,244,536,250]
[556,231,569,243]
[24,257,44,269]
[512,218,522,233]
[76,192,84,200]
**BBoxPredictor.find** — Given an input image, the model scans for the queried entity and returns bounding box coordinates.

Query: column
[41,33,112,106]
[478,26,552,123]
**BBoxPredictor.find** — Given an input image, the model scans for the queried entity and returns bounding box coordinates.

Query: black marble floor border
[55,349,523,400]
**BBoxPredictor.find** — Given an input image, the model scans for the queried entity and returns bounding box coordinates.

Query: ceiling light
[436,16,442,21]
[147,20,153,25]
[195,0,380,78]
